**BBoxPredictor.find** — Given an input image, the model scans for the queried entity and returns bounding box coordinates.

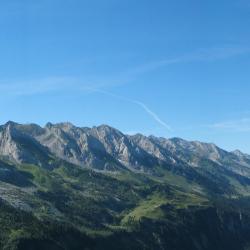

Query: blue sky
[0,0,250,153]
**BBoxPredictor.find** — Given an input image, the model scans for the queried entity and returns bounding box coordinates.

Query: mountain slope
[0,121,250,250]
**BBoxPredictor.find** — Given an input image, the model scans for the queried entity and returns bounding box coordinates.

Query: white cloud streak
[0,77,74,96]
[124,46,250,76]
[0,46,249,97]
[133,101,172,131]
[86,88,172,132]
[209,118,250,132]
[1,45,247,132]
[0,79,172,132]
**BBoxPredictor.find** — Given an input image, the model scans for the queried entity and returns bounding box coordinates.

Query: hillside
[0,121,250,250]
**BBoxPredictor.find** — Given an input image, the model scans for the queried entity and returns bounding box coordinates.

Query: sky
[0,0,250,153]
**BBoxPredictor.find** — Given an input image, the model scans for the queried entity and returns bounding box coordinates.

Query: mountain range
[1,121,250,250]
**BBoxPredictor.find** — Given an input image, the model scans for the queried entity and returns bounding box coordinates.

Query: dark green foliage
[0,160,33,187]
[1,159,250,249]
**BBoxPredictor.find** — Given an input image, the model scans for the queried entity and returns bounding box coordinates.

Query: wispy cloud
[133,101,172,131]
[0,77,73,96]
[86,88,172,132]
[0,77,126,97]
[127,46,250,75]
[180,46,250,62]
[0,76,173,132]
[1,46,249,97]
[209,118,250,132]
[1,45,247,132]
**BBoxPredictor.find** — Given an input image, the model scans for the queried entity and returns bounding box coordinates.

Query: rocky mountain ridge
[1,121,250,182]
[1,121,250,249]
[0,121,249,171]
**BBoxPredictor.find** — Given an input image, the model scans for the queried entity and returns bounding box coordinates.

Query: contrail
[133,101,172,131]
[85,87,172,132]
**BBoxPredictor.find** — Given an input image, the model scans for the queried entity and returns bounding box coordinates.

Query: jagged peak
[44,122,75,131]
[129,133,147,139]
[232,149,246,157]
[95,124,125,136]
[96,124,117,131]
[0,121,248,158]
[4,121,19,128]
[45,122,54,129]
[0,121,21,138]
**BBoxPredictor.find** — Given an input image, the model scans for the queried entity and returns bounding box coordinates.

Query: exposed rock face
[1,122,250,250]
[0,122,20,162]
[0,122,53,168]
[1,121,250,177]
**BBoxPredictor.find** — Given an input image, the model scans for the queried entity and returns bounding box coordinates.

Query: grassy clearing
[121,189,209,225]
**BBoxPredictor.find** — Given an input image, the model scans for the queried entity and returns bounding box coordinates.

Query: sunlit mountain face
[1,121,250,250]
